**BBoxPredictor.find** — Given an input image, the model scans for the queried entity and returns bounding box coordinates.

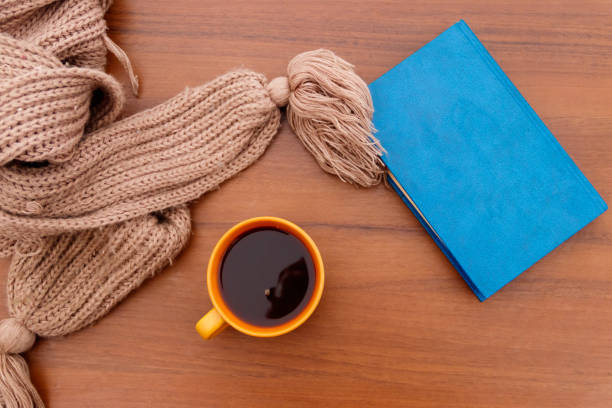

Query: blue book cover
[369,20,607,301]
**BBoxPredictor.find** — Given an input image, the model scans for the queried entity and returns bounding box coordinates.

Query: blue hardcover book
[369,20,607,301]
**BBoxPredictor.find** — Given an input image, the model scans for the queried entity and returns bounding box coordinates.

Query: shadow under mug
[196,217,325,339]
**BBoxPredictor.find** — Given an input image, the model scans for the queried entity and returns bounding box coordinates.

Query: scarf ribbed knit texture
[0,0,384,406]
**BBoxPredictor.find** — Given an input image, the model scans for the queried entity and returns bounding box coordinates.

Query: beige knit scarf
[0,0,384,406]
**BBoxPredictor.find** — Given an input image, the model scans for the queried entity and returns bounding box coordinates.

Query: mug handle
[196,309,228,340]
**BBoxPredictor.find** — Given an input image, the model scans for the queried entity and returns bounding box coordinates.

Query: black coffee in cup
[219,227,316,327]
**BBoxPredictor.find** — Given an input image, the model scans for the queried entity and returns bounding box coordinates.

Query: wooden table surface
[1,0,611,406]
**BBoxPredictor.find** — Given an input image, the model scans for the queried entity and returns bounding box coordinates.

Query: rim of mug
[206,216,325,337]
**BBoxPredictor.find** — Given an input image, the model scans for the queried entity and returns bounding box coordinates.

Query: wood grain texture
[1,0,611,406]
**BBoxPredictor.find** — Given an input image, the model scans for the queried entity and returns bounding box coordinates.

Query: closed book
[369,20,607,300]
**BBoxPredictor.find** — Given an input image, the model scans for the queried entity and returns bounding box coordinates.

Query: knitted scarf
[0,0,384,406]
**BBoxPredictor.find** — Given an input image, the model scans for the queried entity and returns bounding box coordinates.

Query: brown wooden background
[1,0,611,406]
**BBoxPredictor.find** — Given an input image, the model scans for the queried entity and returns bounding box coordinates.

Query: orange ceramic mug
[195,217,324,339]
